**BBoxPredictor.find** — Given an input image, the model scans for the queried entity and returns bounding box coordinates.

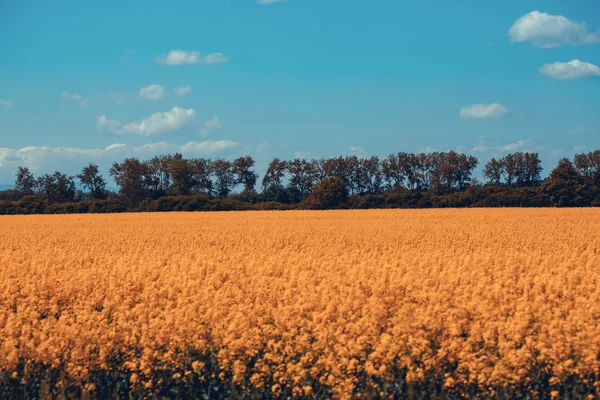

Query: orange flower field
[1,209,599,399]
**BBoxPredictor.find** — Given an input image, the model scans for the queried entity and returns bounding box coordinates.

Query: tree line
[1,149,599,214]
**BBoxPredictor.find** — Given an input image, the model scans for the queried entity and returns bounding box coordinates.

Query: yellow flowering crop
[0,209,599,398]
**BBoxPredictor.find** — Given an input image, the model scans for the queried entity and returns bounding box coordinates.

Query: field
[1,209,599,399]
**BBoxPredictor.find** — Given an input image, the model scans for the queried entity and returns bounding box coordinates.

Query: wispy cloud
[62,91,89,107]
[111,93,125,105]
[460,103,510,119]
[293,151,313,159]
[347,146,368,158]
[104,143,127,151]
[257,0,286,4]
[509,11,600,48]
[139,84,165,100]
[0,141,241,182]
[96,116,122,134]
[174,86,192,96]
[472,138,536,153]
[568,126,588,135]
[156,50,229,66]
[121,50,138,64]
[256,142,269,153]
[181,140,239,153]
[96,107,196,136]
[0,99,12,107]
[199,116,221,137]
[539,59,600,79]
[62,92,83,101]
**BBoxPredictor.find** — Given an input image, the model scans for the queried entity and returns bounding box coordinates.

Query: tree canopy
[2,149,600,214]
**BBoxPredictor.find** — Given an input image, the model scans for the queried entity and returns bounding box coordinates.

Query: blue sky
[0,0,599,184]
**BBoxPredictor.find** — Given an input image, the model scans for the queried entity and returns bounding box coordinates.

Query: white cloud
[121,107,195,136]
[62,92,83,101]
[181,140,240,153]
[96,115,123,134]
[202,53,229,64]
[96,107,195,136]
[199,116,221,137]
[136,142,171,153]
[460,103,510,119]
[139,84,165,101]
[258,0,285,4]
[174,86,192,96]
[62,91,88,107]
[105,143,127,151]
[0,99,12,107]
[539,59,600,79]
[0,140,241,183]
[471,138,536,153]
[156,50,229,66]
[508,11,600,48]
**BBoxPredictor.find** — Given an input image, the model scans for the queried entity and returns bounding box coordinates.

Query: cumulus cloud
[96,116,123,134]
[0,141,240,183]
[139,84,165,100]
[174,86,192,96]
[508,11,600,48]
[0,99,12,107]
[62,91,89,107]
[258,0,285,4]
[539,59,600,79]
[460,103,510,119]
[96,107,196,136]
[156,50,229,66]
[199,116,221,137]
